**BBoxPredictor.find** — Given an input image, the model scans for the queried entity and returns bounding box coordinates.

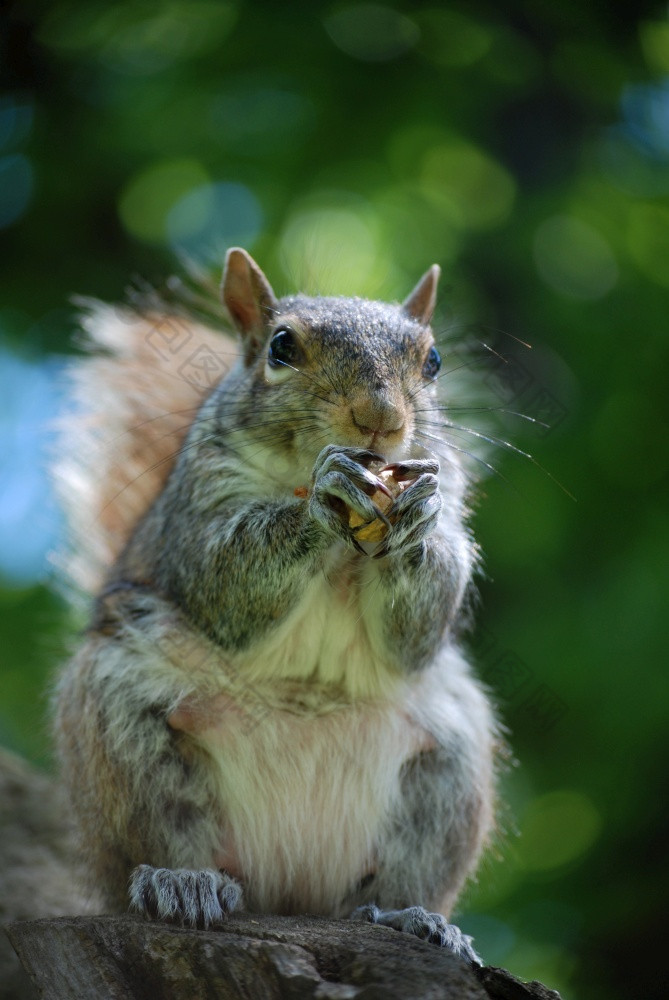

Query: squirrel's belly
[191,697,426,914]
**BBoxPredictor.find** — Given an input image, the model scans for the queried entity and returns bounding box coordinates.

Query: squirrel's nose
[350,396,405,439]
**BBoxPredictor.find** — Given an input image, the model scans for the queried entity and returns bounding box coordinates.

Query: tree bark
[6,914,561,1000]
[0,750,102,1000]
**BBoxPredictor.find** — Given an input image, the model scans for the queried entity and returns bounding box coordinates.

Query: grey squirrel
[53,248,499,964]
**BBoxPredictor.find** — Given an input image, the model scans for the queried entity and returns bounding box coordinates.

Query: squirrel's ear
[402,264,441,325]
[222,248,279,361]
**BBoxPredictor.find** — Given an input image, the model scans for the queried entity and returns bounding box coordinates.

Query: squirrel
[53,247,499,965]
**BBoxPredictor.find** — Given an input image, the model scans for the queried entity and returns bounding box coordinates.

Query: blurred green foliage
[1,2,668,997]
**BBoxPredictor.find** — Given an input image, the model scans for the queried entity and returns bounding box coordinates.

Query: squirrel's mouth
[350,417,407,454]
[361,429,381,450]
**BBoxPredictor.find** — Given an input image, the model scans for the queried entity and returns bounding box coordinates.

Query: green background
[1,3,667,997]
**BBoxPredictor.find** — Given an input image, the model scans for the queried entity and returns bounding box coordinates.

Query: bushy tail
[52,301,238,595]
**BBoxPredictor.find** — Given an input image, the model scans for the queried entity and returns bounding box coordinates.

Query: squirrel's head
[220,247,442,474]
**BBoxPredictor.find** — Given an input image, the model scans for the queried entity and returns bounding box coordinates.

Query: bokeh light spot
[0,155,33,229]
[39,2,238,73]
[620,80,669,157]
[373,185,461,269]
[0,98,34,151]
[210,82,315,154]
[0,347,64,585]
[166,181,263,256]
[324,4,419,62]
[279,201,383,295]
[639,19,669,75]
[417,9,492,68]
[533,215,618,300]
[518,790,601,872]
[420,140,516,230]
[598,128,669,197]
[627,202,669,288]
[118,159,210,243]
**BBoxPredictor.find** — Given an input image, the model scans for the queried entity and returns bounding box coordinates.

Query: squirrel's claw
[383,459,440,481]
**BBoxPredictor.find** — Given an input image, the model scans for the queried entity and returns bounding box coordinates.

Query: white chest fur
[191,693,427,914]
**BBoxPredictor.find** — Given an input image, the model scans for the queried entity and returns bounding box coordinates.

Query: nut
[348,468,406,542]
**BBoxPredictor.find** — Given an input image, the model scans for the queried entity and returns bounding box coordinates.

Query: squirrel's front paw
[374,461,442,558]
[309,445,391,550]
[129,864,242,929]
[351,903,481,964]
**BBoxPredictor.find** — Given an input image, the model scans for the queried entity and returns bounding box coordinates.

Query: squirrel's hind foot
[129,864,242,929]
[351,903,481,965]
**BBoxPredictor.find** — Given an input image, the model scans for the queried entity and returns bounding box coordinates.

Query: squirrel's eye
[422,346,441,379]
[268,328,301,368]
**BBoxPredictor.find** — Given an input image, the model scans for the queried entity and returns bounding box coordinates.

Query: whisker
[95,417,202,457]
[477,341,510,365]
[350,571,384,625]
[418,419,575,501]
[98,432,223,515]
[415,405,551,429]
[477,325,533,351]
[270,360,330,402]
[95,406,204,447]
[414,428,518,493]
[271,359,336,406]
[404,355,492,405]
[314,355,346,398]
